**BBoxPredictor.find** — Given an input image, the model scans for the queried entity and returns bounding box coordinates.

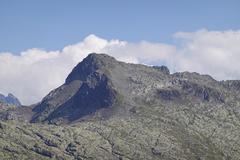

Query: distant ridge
[0,93,21,107]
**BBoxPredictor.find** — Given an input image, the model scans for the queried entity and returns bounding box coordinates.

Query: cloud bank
[0,29,240,105]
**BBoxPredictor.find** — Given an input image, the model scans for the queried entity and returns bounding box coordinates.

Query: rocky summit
[0,53,240,160]
[0,93,21,107]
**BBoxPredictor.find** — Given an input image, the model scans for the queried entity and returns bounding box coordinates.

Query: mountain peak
[31,53,229,124]
[0,93,21,107]
[65,53,117,84]
[85,53,116,62]
[32,53,119,123]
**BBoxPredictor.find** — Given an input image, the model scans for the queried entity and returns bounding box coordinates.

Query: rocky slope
[0,53,240,160]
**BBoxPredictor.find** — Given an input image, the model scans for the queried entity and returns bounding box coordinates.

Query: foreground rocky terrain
[0,53,240,160]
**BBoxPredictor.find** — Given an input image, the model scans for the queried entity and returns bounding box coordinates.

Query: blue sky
[0,0,240,53]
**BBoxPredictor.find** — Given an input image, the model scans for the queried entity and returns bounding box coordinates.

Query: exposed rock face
[1,53,240,159]
[152,65,170,74]
[0,93,21,107]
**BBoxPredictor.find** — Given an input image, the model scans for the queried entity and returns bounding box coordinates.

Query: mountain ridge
[0,53,240,159]
[30,53,233,124]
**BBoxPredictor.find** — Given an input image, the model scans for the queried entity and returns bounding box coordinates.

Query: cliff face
[0,53,240,160]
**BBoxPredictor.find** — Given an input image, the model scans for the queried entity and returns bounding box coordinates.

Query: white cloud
[0,30,240,105]
[173,29,240,79]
